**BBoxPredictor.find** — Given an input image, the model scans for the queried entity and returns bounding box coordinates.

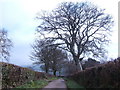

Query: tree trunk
[79,61,83,71]
[45,64,49,73]
[53,70,56,76]
[45,69,48,73]
[73,56,83,71]
[45,67,49,73]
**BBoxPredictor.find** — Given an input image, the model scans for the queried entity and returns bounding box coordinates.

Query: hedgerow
[68,57,120,88]
[1,62,53,88]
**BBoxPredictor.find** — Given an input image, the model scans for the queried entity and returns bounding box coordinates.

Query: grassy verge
[16,80,48,88]
[16,76,84,89]
[64,78,85,90]
[16,77,60,88]
[47,77,60,81]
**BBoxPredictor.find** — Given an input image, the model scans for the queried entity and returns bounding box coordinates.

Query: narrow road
[42,78,67,90]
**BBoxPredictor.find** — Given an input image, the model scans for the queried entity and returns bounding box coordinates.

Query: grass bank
[17,77,85,89]
[16,77,60,88]
[64,78,85,90]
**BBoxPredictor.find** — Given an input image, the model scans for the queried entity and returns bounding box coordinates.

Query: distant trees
[0,29,13,62]
[63,60,78,76]
[36,2,114,71]
[48,47,67,76]
[31,39,51,73]
[31,39,67,76]
[82,58,100,69]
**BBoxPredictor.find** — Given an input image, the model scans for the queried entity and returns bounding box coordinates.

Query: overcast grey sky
[0,0,118,66]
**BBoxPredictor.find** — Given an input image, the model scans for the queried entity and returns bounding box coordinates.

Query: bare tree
[48,47,67,76]
[31,39,67,76]
[0,29,13,62]
[31,39,51,73]
[36,2,113,70]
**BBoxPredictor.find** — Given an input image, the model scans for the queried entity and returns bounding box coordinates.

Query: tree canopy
[36,2,113,70]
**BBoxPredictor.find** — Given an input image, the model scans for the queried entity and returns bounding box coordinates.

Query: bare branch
[35,2,114,70]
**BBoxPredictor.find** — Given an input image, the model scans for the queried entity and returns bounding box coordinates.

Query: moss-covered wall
[68,58,120,88]
[1,62,53,88]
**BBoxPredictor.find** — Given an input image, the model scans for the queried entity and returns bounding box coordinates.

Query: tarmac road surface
[42,78,67,90]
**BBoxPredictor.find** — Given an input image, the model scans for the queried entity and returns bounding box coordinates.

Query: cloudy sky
[0,0,119,66]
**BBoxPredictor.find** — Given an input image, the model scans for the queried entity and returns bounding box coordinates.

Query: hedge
[1,62,53,88]
[68,57,120,88]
